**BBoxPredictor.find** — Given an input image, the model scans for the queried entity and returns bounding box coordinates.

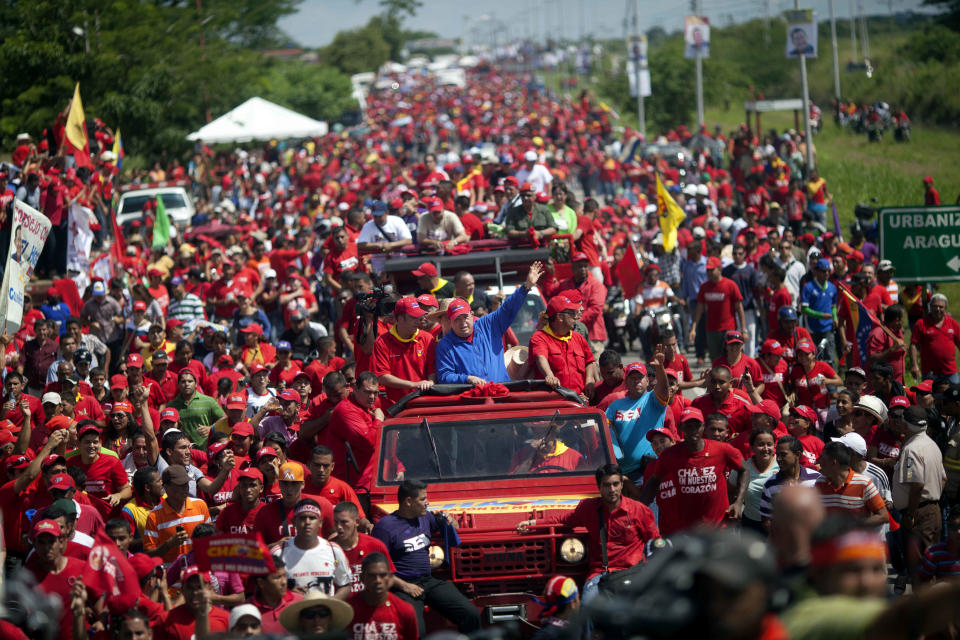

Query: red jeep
[367,381,616,628]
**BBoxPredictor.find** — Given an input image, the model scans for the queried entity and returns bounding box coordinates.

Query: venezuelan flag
[112,128,124,169]
[837,281,880,368]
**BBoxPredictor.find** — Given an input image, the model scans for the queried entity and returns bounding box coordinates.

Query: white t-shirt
[358,215,412,273]
[514,164,554,193]
[280,537,352,594]
[245,388,276,418]
[157,454,205,497]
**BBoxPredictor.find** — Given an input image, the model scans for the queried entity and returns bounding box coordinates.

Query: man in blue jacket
[437,261,544,384]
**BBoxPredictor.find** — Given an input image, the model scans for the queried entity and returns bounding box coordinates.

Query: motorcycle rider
[633,264,682,361]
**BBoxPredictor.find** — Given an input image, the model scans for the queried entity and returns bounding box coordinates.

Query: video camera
[355,286,396,317]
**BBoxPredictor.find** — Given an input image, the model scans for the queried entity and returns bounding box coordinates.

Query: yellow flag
[65,83,87,151]
[656,174,687,252]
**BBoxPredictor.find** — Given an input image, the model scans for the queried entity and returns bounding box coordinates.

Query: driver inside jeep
[508,421,585,474]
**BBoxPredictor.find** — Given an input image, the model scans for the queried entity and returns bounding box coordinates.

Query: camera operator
[280,310,324,363]
[352,288,395,375]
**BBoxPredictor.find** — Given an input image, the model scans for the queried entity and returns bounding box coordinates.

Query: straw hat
[279,590,354,633]
[504,345,530,380]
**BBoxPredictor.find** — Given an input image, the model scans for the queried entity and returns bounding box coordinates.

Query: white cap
[696,184,709,197]
[42,392,62,405]
[524,150,538,162]
[855,394,888,424]
[719,216,734,231]
[99,151,116,162]
[228,604,262,630]
[692,227,706,239]
[683,184,698,196]
[264,268,278,279]
[337,202,350,211]
[16,133,31,141]
[644,204,658,215]
[831,432,867,457]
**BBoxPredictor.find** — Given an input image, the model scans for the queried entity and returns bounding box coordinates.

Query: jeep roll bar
[387,379,584,417]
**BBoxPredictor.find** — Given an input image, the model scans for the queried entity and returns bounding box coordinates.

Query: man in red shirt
[247,556,304,634]
[164,566,231,639]
[866,304,907,385]
[253,462,334,543]
[215,468,264,535]
[331,502,407,594]
[306,445,370,529]
[24,518,92,640]
[518,463,659,600]
[327,371,384,489]
[712,330,763,390]
[529,294,599,401]
[67,424,132,519]
[347,553,420,640]
[689,256,747,361]
[372,296,436,406]
[910,293,960,383]
[691,366,753,435]
[323,226,363,294]
[542,252,608,353]
[640,407,747,535]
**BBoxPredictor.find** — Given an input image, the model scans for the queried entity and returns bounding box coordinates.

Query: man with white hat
[228,603,263,637]
[514,149,553,193]
[894,405,947,583]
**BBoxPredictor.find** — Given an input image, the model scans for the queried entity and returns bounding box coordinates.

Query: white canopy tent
[187,97,328,143]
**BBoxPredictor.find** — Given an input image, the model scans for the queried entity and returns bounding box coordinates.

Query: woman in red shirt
[789,341,842,424]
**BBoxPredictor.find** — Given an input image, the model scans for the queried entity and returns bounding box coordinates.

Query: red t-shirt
[253,495,334,544]
[303,475,367,519]
[866,325,905,384]
[691,390,752,435]
[460,212,486,240]
[341,533,395,593]
[697,278,743,332]
[67,453,128,517]
[346,592,420,640]
[0,479,27,552]
[73,395,106,423]
[328,396,382,489]
[648,440,743,536]
[713,354,763,389]
[790,361,837,409]
[323,246,363,283]
[27,556,97,640]
[664,352,693,383]
[371,329,437,406]
[304,357,347,391]
[911,315,960,375]
[576,215,601,266]
[870,427,903,463]
[160,604,230,640]
[215,501,263,535]
[758,359,790,407]
[796,433,825,469]
[269,361,303,389]
[766,286,793,333]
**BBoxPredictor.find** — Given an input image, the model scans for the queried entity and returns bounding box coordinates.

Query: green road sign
[879,206,960,283]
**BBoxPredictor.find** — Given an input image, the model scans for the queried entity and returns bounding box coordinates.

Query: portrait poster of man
[684,15,710,59]
[785,9,818,58]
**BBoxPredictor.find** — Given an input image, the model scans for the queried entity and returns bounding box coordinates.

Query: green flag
[152,195,170,250]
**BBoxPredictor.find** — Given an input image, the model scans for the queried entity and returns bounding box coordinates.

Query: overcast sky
[280,0,937,48]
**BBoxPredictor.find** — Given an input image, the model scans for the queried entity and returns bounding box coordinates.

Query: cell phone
[176,525,185,533]
[154,566,164,579]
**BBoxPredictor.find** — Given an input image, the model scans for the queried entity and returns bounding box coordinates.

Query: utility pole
[634,0,645,138]
[829,0,841,100]
[859,1,871,61]
[849,0,858,62]
[694,0,704,128]
[796,0,814,173]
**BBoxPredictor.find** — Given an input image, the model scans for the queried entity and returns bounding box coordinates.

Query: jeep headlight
[429,545,445,569]
[559,537,585,563]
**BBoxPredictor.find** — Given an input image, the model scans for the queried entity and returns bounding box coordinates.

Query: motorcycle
[633,303,683,360]
[604,285,631,353]
[894,122,911,142]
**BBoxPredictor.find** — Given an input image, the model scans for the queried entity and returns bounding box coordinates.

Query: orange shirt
[143,496,212,563]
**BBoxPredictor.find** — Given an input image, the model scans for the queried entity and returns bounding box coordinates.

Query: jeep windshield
[377,413,611,484]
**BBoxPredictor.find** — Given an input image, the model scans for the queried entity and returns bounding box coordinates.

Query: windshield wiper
[421,417,443,479]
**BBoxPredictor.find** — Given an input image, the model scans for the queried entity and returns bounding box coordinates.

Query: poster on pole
[785,9,817,58]
[67,202,95,296]
[684,16,710,59]
[0,200,52,334]
[626,35,651,98]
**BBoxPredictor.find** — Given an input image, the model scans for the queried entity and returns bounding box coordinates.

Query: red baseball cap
[111,372,128,388]
[519,181,534,193]
[890,395,911,409]
[240,323,264,336]
[447,298,471,320]
[724,330,744,344]
[218,354,234,366]
[706,257,722,270]
[45,415,74,432]
[133,300,147,312]
[547,294,579,316]
[248,364,267,377]
[796,341,816,354]
[416,293,438,308]
[503,176,519,187]
[77,424,101,441]
[664,368,679,380]
[128,553,163,581]
[181,566,211,584]
[924,176,934,184]
[394,296,427,318]
[30,519,63,541]
[680,407,705,424]
[257,446,278,461]
[571,252,589,262]
[911,380,934,393]
[48,473,76,491]
[625,362,648,377]
[412,262,438,277]
[789,405,818,423]
[42,454,66,469]
[225,394,247,411]
[126,354,144,369]
[111,400,133,414]
[5,454,30,471]
[750,399,781,421]
[644,263,661,273]
[165,318,185,330]
[428,200,444,213]
[0,431,15,447]
[760,339,784,356]
[159,408,179,423]
[237,468,264,482]
[646,426,676,443]
[231,421,255,437]
[278,389,300,403]
[558,288,582,304]
[388,197,403,210]
[208,441,230,458]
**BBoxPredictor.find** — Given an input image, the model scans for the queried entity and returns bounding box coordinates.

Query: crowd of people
[0,64,959,640]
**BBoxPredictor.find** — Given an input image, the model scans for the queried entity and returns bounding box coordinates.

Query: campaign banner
[0,199,52,334]
[626,35,651,98]
[193,533,277,575]
[785,9,818,58]
[684,16,710,59]
[67,202,95,295]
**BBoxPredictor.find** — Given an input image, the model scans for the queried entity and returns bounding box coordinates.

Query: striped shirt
[920,542,960,580]
[759,466,820,519]
[860,461,891,502]
[815,469,885,517]
[144,496,211,563]
[167,292,207,325]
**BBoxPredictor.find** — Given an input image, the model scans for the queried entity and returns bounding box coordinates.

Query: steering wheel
[534,465,569,473]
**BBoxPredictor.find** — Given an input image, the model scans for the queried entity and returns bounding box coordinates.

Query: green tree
[923,0,960,31]
[323,22,392,75]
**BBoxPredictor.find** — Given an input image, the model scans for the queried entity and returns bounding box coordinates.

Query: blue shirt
[371,511,441,581]
[800,278,837,333]
[680,256,707,302]
[604,391,668,474]
[41,302,73,336]
[436,285,529,384]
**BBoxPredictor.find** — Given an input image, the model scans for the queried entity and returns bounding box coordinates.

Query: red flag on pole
[616,243,644,298]
[82,528,140,613]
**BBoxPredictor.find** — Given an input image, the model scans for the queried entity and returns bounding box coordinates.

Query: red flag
[616,243,644,298]
[82,528,140,613]
[110,207,126,270]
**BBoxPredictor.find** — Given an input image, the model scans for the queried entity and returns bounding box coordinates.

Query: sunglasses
[300,607,332,619]
[890,411,905,420]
